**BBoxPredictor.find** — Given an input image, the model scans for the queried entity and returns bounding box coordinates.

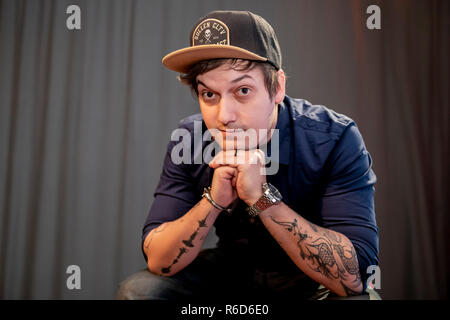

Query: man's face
[197,61,285,150]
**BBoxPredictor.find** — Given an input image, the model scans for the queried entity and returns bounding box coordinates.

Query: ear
[274,69,286,105]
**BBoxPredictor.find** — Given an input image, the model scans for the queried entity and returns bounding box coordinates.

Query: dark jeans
[116,246,373,301]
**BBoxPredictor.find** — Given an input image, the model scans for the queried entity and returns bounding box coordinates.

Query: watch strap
[247,195,273,217]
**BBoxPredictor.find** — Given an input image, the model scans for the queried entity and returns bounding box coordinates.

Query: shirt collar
[266,98,291,165]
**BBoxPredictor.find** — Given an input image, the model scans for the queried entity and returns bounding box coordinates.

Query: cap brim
[162,45,267,73]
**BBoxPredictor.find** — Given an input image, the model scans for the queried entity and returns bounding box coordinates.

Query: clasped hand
[208,149,266,208]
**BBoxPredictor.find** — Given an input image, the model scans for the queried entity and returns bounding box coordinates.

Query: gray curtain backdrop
[0,0,448,299]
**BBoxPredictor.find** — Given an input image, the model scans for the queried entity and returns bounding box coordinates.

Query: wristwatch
[246,183,282,217]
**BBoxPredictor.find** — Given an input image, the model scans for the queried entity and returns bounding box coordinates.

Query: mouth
[213,128,260,150]
[219,129,245,133]
[219,130,245,139]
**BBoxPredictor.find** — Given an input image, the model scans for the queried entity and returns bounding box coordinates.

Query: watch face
[267,183,282,201]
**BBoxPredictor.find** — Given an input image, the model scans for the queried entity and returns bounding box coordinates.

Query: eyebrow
[230,74,255,84]
[197,75,255,90]
[197,80,209,89]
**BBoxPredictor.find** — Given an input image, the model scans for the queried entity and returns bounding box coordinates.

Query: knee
[116,268,188,300]
[116,269,162,300]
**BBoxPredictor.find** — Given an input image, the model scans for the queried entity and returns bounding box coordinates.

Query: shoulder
[164,113,212,175]
[285,95,354,138]
[177,113,204,130]
[165,112,205,152]
[282,96,366,170]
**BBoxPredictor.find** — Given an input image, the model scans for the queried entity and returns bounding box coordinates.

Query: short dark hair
[178,59,280,100]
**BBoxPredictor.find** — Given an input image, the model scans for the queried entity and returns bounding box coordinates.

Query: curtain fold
[0,0,448,299]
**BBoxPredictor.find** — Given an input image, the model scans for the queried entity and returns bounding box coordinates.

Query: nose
[217,96,237,126]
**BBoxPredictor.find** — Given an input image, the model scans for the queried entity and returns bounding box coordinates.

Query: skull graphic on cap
[204,29,212,43]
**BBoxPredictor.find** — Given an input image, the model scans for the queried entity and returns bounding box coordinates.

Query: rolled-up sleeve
[319,123,379,288]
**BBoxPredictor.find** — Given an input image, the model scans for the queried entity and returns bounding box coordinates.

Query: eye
[201,91,216,100]
[237,87,251,96]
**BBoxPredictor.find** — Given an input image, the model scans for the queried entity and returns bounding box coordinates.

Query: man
[117,10,378,300]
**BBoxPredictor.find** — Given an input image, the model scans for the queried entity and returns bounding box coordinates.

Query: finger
[235,149,246,165]
[231,173,237,188]
[249,149,266,165]
[209,150,237,168]
[216,165,238,180]
[213,150,258,168]
[231,149,265,167]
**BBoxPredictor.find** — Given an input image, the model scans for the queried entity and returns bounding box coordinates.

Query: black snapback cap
[162,10,282,73]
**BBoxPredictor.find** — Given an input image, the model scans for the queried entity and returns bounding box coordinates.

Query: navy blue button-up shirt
[143,95,379,287]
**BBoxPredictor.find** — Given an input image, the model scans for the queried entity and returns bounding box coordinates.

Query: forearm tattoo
[270,216,362,295]
[160,214,210,274]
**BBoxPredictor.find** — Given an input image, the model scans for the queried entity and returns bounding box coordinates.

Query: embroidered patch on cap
[192,18,229,46]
